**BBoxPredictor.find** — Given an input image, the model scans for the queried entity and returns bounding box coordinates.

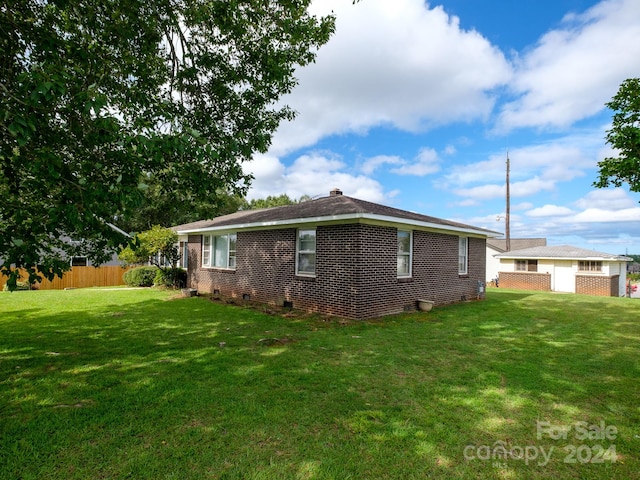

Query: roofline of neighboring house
[105,221,132,238]
[495,254,632,262]
[177,212,502,238]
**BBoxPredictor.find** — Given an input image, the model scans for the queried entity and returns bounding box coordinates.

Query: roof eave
[177,212,498,237]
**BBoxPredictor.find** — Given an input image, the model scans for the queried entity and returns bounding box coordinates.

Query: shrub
[2,281,31,291]
[123,266,157,287]
[153,268,187,288]
[628,273,640,282]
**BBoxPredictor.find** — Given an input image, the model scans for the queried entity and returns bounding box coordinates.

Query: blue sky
[243,0,640,254]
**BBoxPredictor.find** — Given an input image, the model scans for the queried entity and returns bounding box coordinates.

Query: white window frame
[458,236,468,275]
[516,259,538,272]
[296,229,316,277]
[578,260,602,272]
[202,233,237,270]
[397,230,412,278]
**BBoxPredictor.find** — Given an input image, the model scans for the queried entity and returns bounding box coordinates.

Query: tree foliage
[594,78,640,196]
[0,0,335,289]
[118,226,179,267]
[118,183,245,233]
[243,193,311,210]
[119,226,186,287]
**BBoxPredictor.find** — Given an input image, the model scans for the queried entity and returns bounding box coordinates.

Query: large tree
[0,0,334,288]
[242,193,311,210]
[117,182,246,233]
[595,78,640,196]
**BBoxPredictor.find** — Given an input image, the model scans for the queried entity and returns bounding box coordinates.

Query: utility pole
[505,152,511,252]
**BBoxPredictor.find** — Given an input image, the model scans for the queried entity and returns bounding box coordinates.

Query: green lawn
[1,288,638,479]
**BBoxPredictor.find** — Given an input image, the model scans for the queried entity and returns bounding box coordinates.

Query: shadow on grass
[0,289,639,479]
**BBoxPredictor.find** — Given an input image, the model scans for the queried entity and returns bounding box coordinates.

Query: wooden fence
[4,266,134,290]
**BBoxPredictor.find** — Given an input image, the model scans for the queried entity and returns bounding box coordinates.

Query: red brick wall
[575,275,619,297]
[498,272,551,291]
[187,224,486,319]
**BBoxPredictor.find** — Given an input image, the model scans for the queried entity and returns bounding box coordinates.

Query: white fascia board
[177,212,497,237]
[365,214,499,237]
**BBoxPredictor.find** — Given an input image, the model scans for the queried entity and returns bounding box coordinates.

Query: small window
[397,230,412,277]
[179,241,188,269]
[516,259,538,272]
[71,256,88,267]
[579,260,602,272]
[458,236,468,275]
[296,229,316,276]
[202,233,236,269]
[203,235,211,266]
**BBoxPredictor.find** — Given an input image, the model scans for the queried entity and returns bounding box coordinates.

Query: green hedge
[123,266,157,287]
[2,281,31,291]
[153,268,187,288]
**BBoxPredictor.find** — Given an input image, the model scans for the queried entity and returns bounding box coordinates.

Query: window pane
[397,256,410,276]
[297,230,316,275]
[459,257,466,272]
[181,242,188,269]
[458,236,468,274]
[227,234,237,270]
[214,235,229,268]
[579,261,601,272]
[299,230,316,251]
[397,231,412,277]
[298,253,315,273]
[397,231,410,253]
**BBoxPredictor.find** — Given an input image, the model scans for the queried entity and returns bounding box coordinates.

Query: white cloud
[390,148,441,176]
[443,145,457,155]
[526,204,575,217]
[513,202,535,211]
[572,207,640,223]
[496,0,640,131]
[270,0,511,156]
[245,152,387,202]
[574,188,638,210]
[492,188,640,252]
[360,155,404,175]
[454,183,504,201]
[445,133,603,201]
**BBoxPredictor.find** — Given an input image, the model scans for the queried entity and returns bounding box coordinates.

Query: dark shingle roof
[173,193,499,236]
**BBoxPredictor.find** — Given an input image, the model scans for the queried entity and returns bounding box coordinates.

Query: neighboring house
[486,238,547,283]
[495,245,632,297]
[174,188,500,319]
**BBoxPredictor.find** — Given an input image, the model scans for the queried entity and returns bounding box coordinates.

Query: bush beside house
[123,267,157,287]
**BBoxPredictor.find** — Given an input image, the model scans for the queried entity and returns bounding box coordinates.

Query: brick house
[495,245,631,297]
[174,189,498,319]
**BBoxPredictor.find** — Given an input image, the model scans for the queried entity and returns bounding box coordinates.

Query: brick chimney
[329,188,343,197]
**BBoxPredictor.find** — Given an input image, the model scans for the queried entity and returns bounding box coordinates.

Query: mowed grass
[0,288,639,479]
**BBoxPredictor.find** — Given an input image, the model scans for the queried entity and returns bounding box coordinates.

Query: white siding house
[485,238,547,283]
[495,245,631,297]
